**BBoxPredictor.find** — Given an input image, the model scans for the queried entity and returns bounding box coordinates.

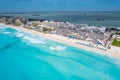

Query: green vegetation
[115,32,120,35]
[43,27,53,33]
[112,39,120,47]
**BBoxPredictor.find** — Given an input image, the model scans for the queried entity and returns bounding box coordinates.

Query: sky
[0,0,120,12]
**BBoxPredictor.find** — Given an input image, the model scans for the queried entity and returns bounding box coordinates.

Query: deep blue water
[0,26,120,80]
[1,12,120,27]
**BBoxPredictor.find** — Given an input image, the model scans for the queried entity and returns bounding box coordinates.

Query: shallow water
[0,26,120,80]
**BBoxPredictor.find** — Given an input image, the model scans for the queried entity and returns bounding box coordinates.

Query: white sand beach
[0,23,120,58]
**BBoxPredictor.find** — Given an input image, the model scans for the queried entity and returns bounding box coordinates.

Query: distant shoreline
[0,23,120,59]
[0,11,120,14]
[1,12,120,28]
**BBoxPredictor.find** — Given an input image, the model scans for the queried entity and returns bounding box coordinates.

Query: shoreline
[0,23,120,59]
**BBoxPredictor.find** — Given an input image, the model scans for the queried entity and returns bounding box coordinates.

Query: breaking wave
[16,33,24,37]
[23,36,45,44]
[0,26,6,29]
[50,45,66,51]
[3,31,11,34]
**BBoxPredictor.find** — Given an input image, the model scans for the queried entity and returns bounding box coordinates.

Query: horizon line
[0,11,120,14]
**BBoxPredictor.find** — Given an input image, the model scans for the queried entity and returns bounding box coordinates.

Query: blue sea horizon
[0,26,120,80]
[0,11,120,28]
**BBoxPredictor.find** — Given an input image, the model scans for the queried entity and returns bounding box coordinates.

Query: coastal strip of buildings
[0,16,120,50]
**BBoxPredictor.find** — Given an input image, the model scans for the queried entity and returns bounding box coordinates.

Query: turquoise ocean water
[0,26,120,80]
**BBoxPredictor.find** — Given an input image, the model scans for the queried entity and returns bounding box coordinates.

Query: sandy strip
[0,23,120,58]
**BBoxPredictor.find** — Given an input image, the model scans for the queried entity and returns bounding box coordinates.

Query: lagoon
[1,12,120,28]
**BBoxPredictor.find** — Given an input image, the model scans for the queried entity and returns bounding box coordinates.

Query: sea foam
[3,31,11,34]
[16,33,24,37]
[23,36,45,44]
[50,45,66,51]
[0,26,6,29]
